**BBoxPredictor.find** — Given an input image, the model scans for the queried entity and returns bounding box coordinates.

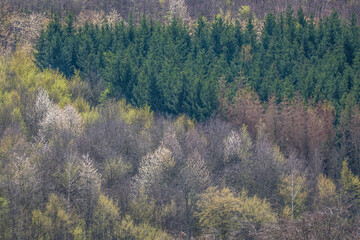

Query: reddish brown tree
[226,86,264,137]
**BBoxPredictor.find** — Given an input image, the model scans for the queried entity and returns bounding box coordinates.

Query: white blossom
[38,89,83,138]
[135,146,175,191]
[223,128,253,162]
[169,0,189,22]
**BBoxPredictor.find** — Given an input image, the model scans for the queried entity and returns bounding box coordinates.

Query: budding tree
[198,187,276,239]
[32,194,85,240]
[279,156,308,219]
[251,123,286,199]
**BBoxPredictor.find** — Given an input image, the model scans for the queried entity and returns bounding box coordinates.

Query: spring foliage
[1,4,360,239]
[197,187,275,239]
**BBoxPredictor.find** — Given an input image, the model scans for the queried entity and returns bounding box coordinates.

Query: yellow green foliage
[0,89,26,133]
[130,187,157,224]
[341,160,360,204]
[116,99,154,129]
[73,97,100,126]
[239,5,251,17]
[69,70,86,100]
[155,200,176,227]
[237,5,255,26]
[98,99,154,128]
[120,215,172,240]
[6,49,71,107]
[0,132,18,160]
[130,187,177,228]
[73,224,86,240]
[279,172,308,218]
[317,174,337,208]
[81,108,100,127]
[237,190,276,225]
[0,197,10,239]
[197,187,275,239]
[218,9,232,21]
[174,115,195,132]
[0,129,28,162]
[69,72,101,126]
[275,146,286,162]
[73,97,91,114]
[92,194,121,240]
[104,156,132,186]
[0,49,72,134]
[32,194,86,240]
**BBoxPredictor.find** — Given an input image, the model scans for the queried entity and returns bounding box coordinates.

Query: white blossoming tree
[36,89,83,139]
[223,127,253,163]
[169,0,189,21]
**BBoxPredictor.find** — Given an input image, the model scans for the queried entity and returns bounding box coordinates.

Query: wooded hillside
[0,1,360,239]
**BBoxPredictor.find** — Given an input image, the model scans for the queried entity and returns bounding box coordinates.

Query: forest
[0,0,360,239]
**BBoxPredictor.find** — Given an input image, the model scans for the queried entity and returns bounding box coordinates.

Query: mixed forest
[0,0,360,239]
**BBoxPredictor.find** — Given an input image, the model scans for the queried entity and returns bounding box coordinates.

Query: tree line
[35,8,360,122]
[3,0,360,22]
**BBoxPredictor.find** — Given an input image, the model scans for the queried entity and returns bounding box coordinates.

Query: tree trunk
[185,191,191,240]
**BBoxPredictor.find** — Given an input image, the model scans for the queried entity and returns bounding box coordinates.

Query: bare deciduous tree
[77,154,101,229]
[180,150,210,240]
[5,154,40,239]
[60,152,80,213]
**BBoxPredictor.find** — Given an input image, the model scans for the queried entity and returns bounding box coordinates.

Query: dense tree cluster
[0,50,359,239]
[1,3,360,240]
[34,8,360,121]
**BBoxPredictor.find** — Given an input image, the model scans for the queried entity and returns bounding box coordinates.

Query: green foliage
[32,194,86,240]
[120,215,173,240]
[341,160,360,194]
[9,63,52,102]
[197,187,275,239]
[34,9,360,121]
[279,172,308,219]
[92,194,121,240]
[341,159,360,211]
[130,188,157,224]
[1,6,360,239]
[0,48,73,136]
[0,197,10,239]
[104,156,132,187]
[317,174,337,208]
[116,100,154,129]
